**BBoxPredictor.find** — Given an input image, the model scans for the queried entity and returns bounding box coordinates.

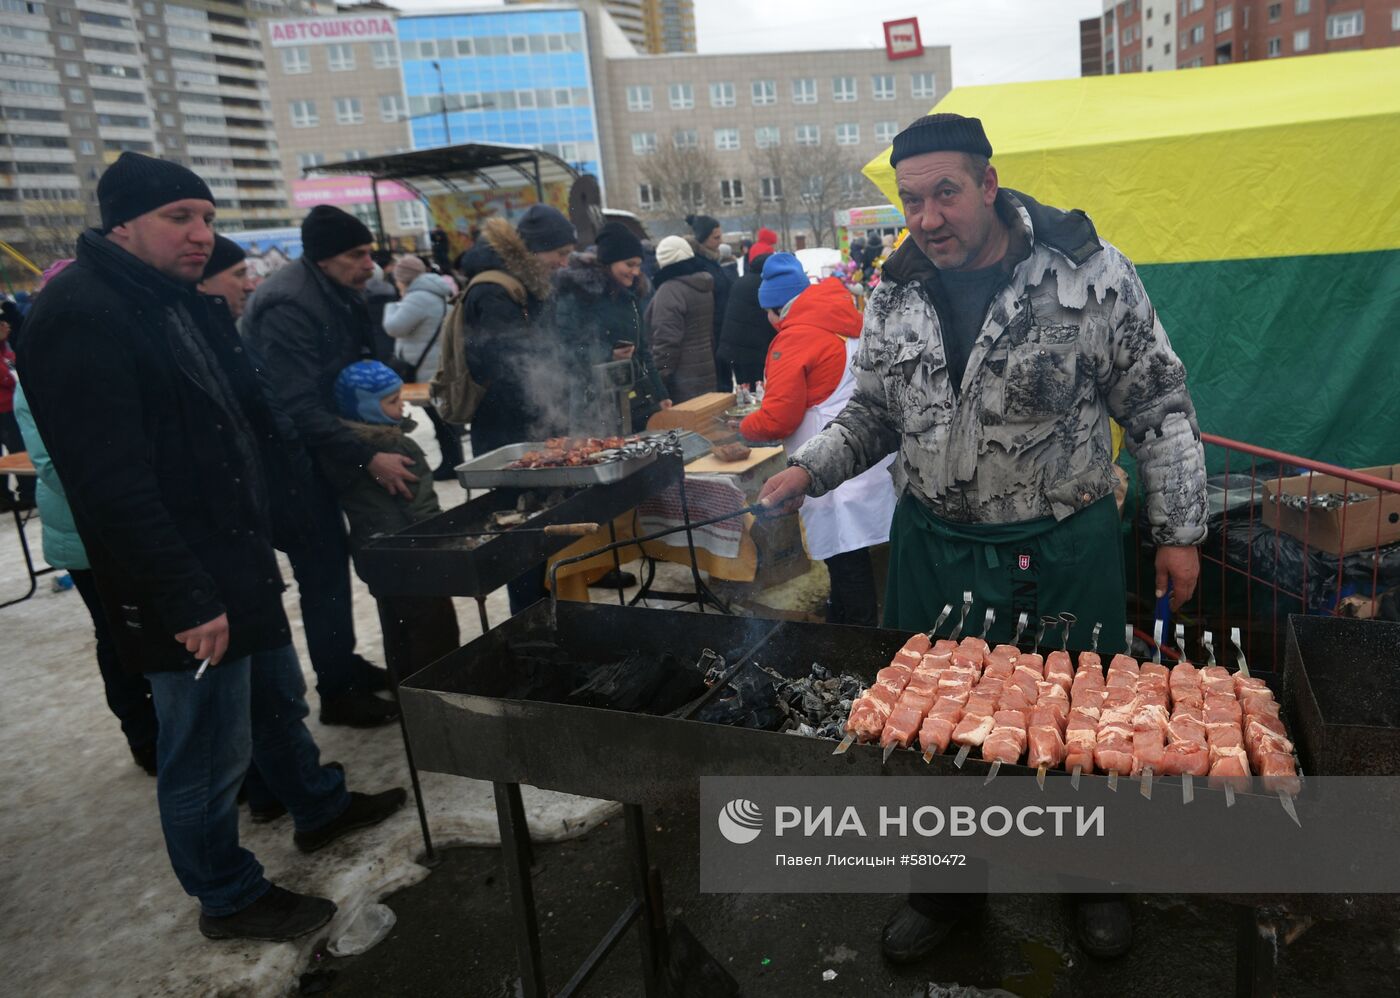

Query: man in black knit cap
[18,152,405,942]
[759,113,1208,965]
[244,204,404,728]
[198,234,257,319]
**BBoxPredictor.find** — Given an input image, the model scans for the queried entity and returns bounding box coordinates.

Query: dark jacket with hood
[17,231,300,673]
[716,252,772,383]
[244,255,378,471]
[687,236,733,360]
[459,216,559,452]
[645,257,715,404]
[551,252,667,430]
[319,419,440,552]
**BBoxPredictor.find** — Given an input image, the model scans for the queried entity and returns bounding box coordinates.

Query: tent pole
[532,154,543,201]
[371,178,386,248]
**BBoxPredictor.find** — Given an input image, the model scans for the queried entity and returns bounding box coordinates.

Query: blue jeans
[146,644,349,916]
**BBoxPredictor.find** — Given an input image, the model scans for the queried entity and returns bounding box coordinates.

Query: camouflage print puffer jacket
[790,189,1208,548]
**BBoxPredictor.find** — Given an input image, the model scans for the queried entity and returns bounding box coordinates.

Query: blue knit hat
[757,253,810,309]
[334,360,402,425]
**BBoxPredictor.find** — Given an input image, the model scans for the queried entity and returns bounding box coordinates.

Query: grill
[355,455,682,600]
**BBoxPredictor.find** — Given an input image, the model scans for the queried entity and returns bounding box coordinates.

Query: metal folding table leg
[476,595,490,633]
[1,507,55,610]
[495,781,547,998]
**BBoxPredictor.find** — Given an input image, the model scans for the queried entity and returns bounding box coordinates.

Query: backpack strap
[466,269,528,307]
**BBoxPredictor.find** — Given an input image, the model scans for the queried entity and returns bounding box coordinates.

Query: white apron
[785,336,897,560]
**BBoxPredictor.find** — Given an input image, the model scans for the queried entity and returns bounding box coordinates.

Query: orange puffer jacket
[740,278,861,443]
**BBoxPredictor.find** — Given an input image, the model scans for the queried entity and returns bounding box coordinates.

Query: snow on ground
[0,418,618,997]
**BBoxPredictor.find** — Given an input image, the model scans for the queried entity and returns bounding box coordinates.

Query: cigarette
[194,657,212,680]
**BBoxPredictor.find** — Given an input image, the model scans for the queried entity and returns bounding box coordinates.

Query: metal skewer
[1203,630,1217,666]
[832,734,855,755]
[394,521,601,539]
[922,748,935,764]
[953,743,972,768]
[1036,764,1048,790]
[949,591,973,640]
[1058,612,1076,651]
[1183,773,1194,804]
[1278,790,1301,827]
[1036,615,1057,653]
[983,760,1001,786]
[1071,765,1082,791]
[1107,770,1119,792]
[1090,622,1103,654]
[1176,622,1187,659]
[1153,618,1164,665]
[927,603,954,639]
[1012,611,1030,647]
[1231,626,1250,677]
[1140,767,1154,799]
[1224,783,1236,807]
[882,742,897,764]
[978,607,996,641]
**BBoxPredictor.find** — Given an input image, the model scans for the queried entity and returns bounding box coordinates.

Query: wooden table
[0,453,56,609]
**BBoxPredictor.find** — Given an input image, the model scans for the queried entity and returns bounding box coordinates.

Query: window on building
[454,38,473,56]
[553,88,573,107]
[673,128,698,150]
[709,81,735,107]
[668,83,693,109]
[414,39,437,58]
[1186,0,1205,12]
[63,62,79,78]
[1295,0,1310,13]
[631,132,657,155]
[296,152,324,170]
[875,120,899,143]
[1215,6,1232,31]
[1392,8,1400,30]
[68,87,85,103]
[678,182,704,210]
[911,72,936,99]
[1165,41,1172,53]
[755,125,780,148]
[866,74,893,101]
[516,89,537,109]
[341,149,367,161]
[751,79,776,105]
[371,41,398,68]
[792,78,817,104]
[638,183,660,210]
[1266,36,1282,56]
[379,94,405,122]
[832,76,856,102]
[327,44,354,72]
[334,97,363,125]
[281,47,311,74]
[760,176,783,203]
[795,124,820,146]
[1268,3,1282,21]
[626,85,652,111]
[1294,27,1310,49]
[57,34,76,51]
[395,199,425,229]
[714,127,740,151]
[78,139,95,154]
[1185,24,1205,44]
[719,178,744,207]
[508,34,528,54]
[835,122,859,146]
[1326,11,1364,38]
[288,100,317,128]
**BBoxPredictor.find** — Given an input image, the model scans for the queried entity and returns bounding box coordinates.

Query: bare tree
[635,142,718,229]
[793,144,869,246]
[9,199,90,272]
[750,142,797,247]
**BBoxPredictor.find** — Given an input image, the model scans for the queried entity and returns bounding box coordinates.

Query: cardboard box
[1261,464,1400,556]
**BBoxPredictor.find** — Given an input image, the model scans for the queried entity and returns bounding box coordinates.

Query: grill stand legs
[494,782,668,997]
[375,602,437,865]
[1235,905,1278,998]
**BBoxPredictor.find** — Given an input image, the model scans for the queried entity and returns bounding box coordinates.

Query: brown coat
[644,259,715,403]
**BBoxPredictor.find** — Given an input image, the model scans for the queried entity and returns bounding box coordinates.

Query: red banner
[883,17,924,61]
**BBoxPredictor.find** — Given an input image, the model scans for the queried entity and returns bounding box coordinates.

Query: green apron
[883,493,1128,656]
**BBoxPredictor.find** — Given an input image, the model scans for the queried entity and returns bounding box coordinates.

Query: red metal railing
[1125,432,1400,672]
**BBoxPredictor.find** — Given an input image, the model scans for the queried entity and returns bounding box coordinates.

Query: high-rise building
[512,0,695,54]
[1089,0,1399,75]
[1081,16,1105,75]
[0,0,291,270]
[262,5,425,241]
[397,7,604,179]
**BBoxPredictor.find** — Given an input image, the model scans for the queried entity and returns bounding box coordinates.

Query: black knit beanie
[515,204,577,253]
[595,221,644,265]
[686,213,720,242]
[889,113,993,167]
[302,204,374,262]
[202,234,246,279]
[97,151,215,231]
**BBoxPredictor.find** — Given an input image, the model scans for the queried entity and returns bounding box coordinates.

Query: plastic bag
[329,903,396,957]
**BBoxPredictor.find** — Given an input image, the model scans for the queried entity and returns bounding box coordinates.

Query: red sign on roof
[884,17,924,61]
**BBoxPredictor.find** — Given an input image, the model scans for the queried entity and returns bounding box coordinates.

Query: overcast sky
[388,1,1106,88]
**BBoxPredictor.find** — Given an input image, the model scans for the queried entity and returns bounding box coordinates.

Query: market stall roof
[314,142,579,201]
[861,47,1400,265]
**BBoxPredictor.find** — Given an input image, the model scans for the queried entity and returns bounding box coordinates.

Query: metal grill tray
[356,456,681,598]
[456,442,657,489]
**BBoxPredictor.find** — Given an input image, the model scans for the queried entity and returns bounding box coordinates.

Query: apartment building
[0,0,289,269]
[1093,0,1398,73]
[262,6,425,239]
[602,46,951,237]
[513,0,696,54]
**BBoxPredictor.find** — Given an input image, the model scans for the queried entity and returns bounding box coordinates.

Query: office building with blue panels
[398,8,604,183]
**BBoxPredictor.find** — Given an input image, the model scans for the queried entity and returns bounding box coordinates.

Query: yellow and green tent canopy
[863,48,1400,468]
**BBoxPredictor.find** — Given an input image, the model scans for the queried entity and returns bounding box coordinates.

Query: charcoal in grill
[568,650,707,715]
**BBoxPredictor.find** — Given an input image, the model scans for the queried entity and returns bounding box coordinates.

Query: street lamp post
[430,60,451,146]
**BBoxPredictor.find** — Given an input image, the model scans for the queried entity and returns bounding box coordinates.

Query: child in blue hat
[328,359,459,673]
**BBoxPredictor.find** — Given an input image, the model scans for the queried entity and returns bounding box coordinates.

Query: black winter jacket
[459,217,559,452]
[18,231,298,673]
[716,254,772,382]
[244,256,378,471]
